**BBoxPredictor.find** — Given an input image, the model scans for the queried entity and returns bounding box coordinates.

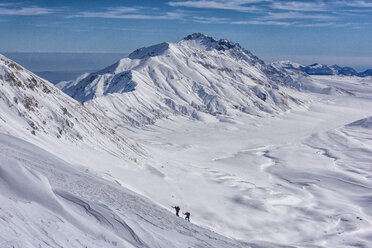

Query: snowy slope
[2,73,371,248]
[59,33,308,126]
[0,54,142,163]
[0,133,251,248]
[116,75,372,247]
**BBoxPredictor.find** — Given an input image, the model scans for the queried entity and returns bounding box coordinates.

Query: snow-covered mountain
[270,60,354,94]
[58,33,309,126]
[304,63,358,76]
[272,60,372,77]
[359,69,372,77]
[0,52,292,248]
[0,54,141,163]
[0,52,253,248]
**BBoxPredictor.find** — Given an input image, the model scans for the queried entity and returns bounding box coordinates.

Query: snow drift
[0,133,249,248]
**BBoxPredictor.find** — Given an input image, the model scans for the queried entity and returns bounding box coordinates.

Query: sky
[0,0,372,69]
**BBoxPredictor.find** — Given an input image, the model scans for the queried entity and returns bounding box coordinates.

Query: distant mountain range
[272,61,372,77]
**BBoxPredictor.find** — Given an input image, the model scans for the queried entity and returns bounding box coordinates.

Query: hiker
[172,206,180,216]
[184,212,190,222]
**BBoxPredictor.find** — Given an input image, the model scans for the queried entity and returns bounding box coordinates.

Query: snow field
[0,133,247,248]
[112,76,372,246]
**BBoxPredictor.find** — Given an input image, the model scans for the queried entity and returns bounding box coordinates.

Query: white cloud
[270,1,328,11]
[262,11,336,20]
[0,3,13,7]
[71,7,186,20]
[191,15,292,26]
[0,6,54,15]
[231,20,292,26]
[193,16,230,23]
[297,22,366,28]
[338,0,372,8]
[168,0,267,12]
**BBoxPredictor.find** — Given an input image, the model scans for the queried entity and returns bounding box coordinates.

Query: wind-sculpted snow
[59,34,309,126]
[346,116,372,129]
[0,54,142,164]
[0,133,249,248]
[105,76,372,247]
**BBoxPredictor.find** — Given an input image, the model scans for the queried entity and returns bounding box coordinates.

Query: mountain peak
[59,34,305,125]
[178,33,263,65]
[183,33,216,42]
[128,42,170,60]
[181,33,241,51]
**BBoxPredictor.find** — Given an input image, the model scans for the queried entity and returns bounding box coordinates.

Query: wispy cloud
[0,3,14,7]
[231,20,292,26]
[297,22,367,28]
[191,16,292,26]
[168,0,372,13]
[262,11,336,21]
[270,1,328,12]
[72,7,138,18]
[70,6,186,20]
[0,6,54,16]
[337,0,372,8]
[193,16,230,24]
[167,0,266,12]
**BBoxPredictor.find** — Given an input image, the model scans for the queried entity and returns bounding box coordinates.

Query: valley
[1,34,372,247]
[117,75,372,246]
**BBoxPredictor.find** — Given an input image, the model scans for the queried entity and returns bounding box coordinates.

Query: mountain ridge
[0,53,142,163]
[272,60,372,77]
[58,33,313,126]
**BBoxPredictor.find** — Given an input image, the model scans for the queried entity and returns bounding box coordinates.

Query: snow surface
[59,73,372,247]
[2,42,372,247]
[89,74,372,247]
[0,133,249,248]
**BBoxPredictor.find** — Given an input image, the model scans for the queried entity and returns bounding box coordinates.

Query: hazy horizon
[2,50,372,83]
[1,0,371,73]
[1,52,129,83]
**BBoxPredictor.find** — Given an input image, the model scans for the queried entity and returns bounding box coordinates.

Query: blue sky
[1,0,372,68]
